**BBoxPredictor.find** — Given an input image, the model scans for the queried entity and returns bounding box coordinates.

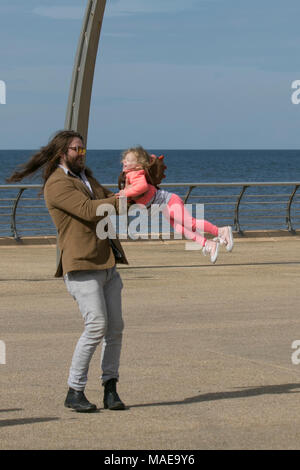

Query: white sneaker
[202,239,219,264]
[215,226,234,252]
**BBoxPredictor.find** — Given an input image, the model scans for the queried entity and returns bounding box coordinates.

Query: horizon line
[0,148,299,152]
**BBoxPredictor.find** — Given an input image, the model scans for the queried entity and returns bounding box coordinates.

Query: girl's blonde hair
[122,146,152,169]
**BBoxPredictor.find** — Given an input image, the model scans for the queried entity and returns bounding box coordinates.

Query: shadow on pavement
[0,409,23,413]
[129,382,300,409]
[0,417,60,428]
[121,261,300,270]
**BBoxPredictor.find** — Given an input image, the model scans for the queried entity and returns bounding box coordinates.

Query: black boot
[64,388,97,412]
[103,378,125,410]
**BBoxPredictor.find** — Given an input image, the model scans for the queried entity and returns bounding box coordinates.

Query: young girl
[117,146,233,263]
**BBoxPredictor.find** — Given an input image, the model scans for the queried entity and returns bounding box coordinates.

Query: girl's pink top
[123,168,157,206]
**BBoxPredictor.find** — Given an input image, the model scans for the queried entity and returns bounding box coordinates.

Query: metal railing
[0,182,300,240]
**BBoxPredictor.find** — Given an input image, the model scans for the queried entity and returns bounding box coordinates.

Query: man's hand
[116,189,126,198]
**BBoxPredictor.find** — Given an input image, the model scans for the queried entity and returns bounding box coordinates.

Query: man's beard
[65,155,85,176]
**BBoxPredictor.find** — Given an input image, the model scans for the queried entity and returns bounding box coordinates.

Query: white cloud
[105,0,197,16]
[33,6,84,20]
[32,0,205,21]
[103,32,135,38]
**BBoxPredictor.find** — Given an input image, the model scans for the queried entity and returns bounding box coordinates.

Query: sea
[2,149,300,185]
[1,149,300,237]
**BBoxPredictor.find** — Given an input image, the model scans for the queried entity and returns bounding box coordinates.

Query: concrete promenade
[0,233,300,450]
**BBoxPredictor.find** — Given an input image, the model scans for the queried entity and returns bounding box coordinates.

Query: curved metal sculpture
[65,0,107,145]
[58,0,106,262]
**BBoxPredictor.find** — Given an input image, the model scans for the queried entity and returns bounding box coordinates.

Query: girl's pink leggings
[163,193,218,247]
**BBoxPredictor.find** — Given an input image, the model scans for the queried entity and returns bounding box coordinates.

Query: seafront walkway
[1,232,300,450]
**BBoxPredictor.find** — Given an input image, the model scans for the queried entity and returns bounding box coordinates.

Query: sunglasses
[68,146,86,156]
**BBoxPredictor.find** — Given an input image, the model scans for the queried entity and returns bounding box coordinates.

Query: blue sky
[1,0,300,149]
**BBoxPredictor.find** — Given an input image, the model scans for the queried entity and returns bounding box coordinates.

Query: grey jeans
[64,266,124,391]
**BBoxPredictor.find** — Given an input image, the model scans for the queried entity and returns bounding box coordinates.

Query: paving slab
[0,235,300,449]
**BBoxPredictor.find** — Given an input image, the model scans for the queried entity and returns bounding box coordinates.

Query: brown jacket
[44,167,128,277]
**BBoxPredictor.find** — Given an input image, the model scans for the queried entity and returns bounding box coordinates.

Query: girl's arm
[122,170,149,198]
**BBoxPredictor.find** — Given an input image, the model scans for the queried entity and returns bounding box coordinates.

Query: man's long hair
[6,130,90,189]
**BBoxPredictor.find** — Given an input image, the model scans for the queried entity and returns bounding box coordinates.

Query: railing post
[234,185,248,235]
[183,185,196,204]
[11,188,25,240]
[286,184,300,233]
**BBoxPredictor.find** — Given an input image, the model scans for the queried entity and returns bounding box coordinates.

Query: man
[7,130,128,412]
